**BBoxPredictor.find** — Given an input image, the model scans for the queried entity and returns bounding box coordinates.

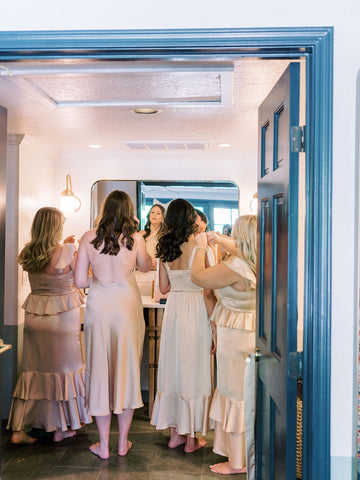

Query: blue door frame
[0,27,333,480]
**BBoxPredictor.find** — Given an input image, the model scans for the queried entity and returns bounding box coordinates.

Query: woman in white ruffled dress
[191,215,256,475]
[7,207,91,444]
[151,198,217,453]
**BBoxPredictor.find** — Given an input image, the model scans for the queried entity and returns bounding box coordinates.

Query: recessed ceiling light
[218,143,231,147]
[132,108,159,115]
[89,144,102,149]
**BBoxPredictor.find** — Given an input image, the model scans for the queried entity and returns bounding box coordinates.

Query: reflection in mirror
[91,180,239,233]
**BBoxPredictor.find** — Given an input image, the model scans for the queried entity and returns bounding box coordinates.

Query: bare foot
[11,431,37,445]
[184,436,207,453]
[168,433,187,448]
[118,440,132,456]
[89,442,110,459]
[53,429,76,442]
[210,461,246,474]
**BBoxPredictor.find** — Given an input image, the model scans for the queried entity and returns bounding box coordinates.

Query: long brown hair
[91,190,138,255]
[143,204,165,240]
[18,207,63,273]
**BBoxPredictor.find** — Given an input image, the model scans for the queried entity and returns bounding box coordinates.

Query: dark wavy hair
[195,209,209,231]
[91,190,138,255]
[143,204,165,240]
[156,198,197,262]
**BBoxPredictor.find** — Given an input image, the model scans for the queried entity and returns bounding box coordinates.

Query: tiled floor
[1,406,246,480]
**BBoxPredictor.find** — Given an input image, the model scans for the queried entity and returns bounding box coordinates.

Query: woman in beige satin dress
[75,190,152,459]
[191,215,257,475]
[7,207,91,445]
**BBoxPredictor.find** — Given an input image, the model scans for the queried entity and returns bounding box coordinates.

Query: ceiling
[0,57,294,156]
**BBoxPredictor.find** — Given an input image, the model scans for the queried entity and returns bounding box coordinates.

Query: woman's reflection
[136,203,165,297]
[139,204,165,269]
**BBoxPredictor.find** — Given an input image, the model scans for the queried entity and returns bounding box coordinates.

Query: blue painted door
[256,63,300,480]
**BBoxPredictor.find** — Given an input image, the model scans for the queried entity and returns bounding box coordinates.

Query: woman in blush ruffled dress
[7,207,91,445]
[191,215,257,475]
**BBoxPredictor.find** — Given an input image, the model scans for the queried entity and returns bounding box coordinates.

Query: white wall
[2,2,360,478]
[55,149,257,240]
[18,137,57,315]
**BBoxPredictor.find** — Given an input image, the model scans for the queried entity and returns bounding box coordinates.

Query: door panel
[256,63,300,480]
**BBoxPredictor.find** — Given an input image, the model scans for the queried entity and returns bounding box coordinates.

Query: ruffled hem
[12,367,86,401]
[211,302,255,331]
[7,366,92,432]
[7,397,92,432]
[209,388,245,434]
[151,390,213,436]
[22,290,85,315]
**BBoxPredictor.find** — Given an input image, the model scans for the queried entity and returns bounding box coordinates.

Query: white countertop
[141,296,165,308]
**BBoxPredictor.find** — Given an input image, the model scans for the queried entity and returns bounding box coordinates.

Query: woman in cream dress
[7,207,91,444]
[140,204,165,264]
[191,215,257,475]
[136,204,165,296]
[75,190,152,459]
[151,199,217,453]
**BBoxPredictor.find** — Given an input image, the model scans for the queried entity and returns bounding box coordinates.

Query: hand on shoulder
[206,231,220,244]
[195,232,208,249]
[134,231,146,241]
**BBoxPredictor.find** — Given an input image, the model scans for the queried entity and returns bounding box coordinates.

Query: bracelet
[197,246,207,251]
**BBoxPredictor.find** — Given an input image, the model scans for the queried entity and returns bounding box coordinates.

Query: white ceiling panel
[0,57,301,153]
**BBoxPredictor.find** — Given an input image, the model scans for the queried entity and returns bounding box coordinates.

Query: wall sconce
[60,174,81,219]
[250,193,257,213]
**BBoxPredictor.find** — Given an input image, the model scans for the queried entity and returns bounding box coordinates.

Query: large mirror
[91,180,240,232]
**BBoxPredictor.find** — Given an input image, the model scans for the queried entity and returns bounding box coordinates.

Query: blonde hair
[18,207,64,273]
[232,215,257,276]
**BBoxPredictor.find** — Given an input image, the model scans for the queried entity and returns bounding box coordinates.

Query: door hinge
[291,125,306,153]
[288,351,303,379]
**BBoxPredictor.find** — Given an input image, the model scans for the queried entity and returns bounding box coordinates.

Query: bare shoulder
[80,228,96,244]
[134,231,146,243]
[183,236,197,251]
[52,243,64,258]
